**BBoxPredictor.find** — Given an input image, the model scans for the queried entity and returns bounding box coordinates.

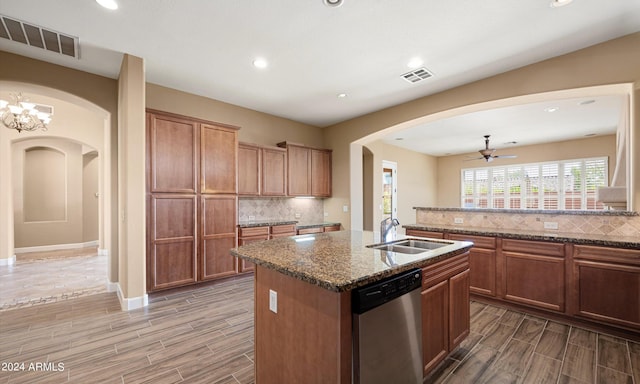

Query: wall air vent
[401,67,433,84]
[0,14,79,59]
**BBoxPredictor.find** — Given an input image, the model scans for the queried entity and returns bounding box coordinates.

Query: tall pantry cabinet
[146,110,239,292]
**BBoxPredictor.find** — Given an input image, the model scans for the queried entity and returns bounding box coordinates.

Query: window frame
[461,157,608,211]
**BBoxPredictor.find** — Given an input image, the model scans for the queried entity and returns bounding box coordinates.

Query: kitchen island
[231,230,473,383]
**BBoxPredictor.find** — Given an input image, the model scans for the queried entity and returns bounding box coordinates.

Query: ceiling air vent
[401,67,433,84]
[0,14,79,59]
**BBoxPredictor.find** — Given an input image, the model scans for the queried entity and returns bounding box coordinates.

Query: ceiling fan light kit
[466,135,517,162]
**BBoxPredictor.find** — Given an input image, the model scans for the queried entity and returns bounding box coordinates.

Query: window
[461,157,608,211]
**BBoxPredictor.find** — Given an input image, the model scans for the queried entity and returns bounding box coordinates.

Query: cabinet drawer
[238,226,269,237]
[502,239,565,257]
[406,229,444,239]
[448,234,496,249]
[323,225,341,232]
[271,224,296,235]
[422,252,470,289]
[574,245,640,266]
[297,227,323,235]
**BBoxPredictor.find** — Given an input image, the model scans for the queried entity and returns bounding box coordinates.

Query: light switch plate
[343,205,349,212]
[454,217,464,224]
[543,221,559,230]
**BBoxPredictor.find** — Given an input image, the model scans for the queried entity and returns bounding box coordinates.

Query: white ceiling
[1,0,639,151]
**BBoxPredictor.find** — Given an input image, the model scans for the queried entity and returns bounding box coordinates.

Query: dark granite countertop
[231,230,472,292]
[296,222,341,229]
[413,207,638,217]
[238,220,298,228]
[404,224,640,250]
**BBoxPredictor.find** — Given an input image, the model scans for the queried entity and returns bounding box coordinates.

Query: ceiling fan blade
[463,156,484,161]
[493,155,517,159]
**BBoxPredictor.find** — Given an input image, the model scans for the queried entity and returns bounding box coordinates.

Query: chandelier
[0,93,52,133]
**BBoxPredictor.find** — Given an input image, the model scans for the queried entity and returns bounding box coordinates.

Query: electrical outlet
[269,289,277,313]
[324,212,329,217]
[343,205,349,213]
[454,217,464,224]
[294,213,301,219]
[543,221,559,230]
[248,215,255,221]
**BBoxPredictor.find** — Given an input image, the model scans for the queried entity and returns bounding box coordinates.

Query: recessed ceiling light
[337,93,347,99]
[395,137,404,141]
[252,58,268,69]
[323,0,343,7]
[550,0,573,7]
[579,99,596,106]
[407,58,424,69]
[544,106,559,113]
[96,0,118,10]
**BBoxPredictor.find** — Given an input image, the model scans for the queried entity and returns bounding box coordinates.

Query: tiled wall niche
[239,197,324,225]
[415,208,640,238]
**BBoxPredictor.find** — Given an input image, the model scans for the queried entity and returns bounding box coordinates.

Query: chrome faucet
[380,217,400,242]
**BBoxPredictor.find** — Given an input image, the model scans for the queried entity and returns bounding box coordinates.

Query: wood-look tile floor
[426,301,640,384]
[2,275,639,384]
[0,248,108,311]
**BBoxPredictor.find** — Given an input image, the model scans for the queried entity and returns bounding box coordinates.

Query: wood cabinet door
[201,124,237,194]
[238,236,268,272]
[468,248,497,297]
[287,145,311,196]
[311,149,331,197]
[200,195,238,281]
[261,147,287,196]
[573,259,640,329]
[449,269,470,350]
[147,112,198,193]
[504,252,565,312]
[238,143,260,195]
[147,194,197,291]
[422,280,449,375]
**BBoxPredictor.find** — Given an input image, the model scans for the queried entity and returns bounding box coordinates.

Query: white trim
[14,240,99,254]
[117,283,148,311]
[98,248,108,256]
[106,280,118,293]
[0,255,16,266]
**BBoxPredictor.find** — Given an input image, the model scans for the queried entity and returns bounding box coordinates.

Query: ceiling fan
[466,135,517,162]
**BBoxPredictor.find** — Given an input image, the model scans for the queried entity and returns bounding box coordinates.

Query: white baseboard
[0,255,16,266]
[107,281,118,293]
[116,283,148,311]
[15,240,99,254]
[98,248,109,256]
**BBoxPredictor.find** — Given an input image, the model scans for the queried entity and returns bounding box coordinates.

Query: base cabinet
[448,234,497,298]
[502,239,566,312]
[238,224,297,272]
[572,245,640,329]
[421,252,470,375]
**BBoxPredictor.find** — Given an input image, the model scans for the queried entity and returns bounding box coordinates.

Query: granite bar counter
[231,230,473,292]
[403,224,640,249]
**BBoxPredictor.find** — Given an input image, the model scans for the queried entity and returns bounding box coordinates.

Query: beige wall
[324,32,640,229]
[146,84,324,148]
[436,135,616,207]
[83,152,99,242]
[364,141,437,232]
[12,138,83,247]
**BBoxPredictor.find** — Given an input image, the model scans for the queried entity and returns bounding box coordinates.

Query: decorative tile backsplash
[239,197,324,225]
[416,208,640,237]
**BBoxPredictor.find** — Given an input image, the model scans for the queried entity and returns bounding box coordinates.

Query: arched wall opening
[0,81,114,286]
[350,84,634,230]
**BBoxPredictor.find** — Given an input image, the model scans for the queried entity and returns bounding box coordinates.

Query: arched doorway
[0,82,114,309]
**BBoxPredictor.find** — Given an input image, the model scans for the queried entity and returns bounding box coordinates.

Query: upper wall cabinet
[147,113,198,194]
[277,141,332,197]
[238,143,287,196]
[201,123,238,194]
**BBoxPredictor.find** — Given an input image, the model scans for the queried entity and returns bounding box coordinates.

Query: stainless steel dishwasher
[352,268,423,384]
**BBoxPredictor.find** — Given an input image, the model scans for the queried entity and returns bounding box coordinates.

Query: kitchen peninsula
[231,230,473,383]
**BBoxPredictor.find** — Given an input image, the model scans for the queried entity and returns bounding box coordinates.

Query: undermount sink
[367,238,452,254]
